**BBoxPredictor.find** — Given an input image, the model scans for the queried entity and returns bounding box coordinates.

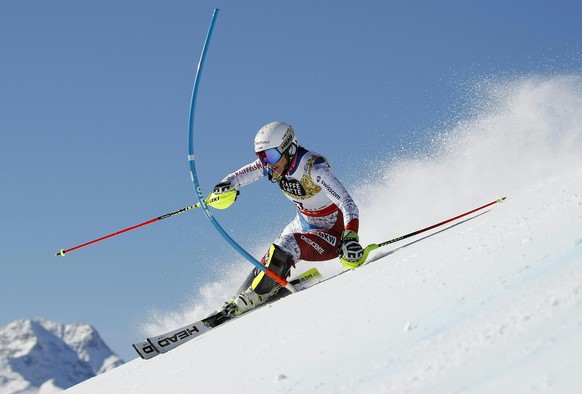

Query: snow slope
[66,75,582,393]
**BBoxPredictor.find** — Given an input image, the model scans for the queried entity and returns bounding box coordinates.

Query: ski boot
[219,285,281,318]
[217,244,295,321]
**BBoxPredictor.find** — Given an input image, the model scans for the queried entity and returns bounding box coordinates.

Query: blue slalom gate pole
[186,9,294,292]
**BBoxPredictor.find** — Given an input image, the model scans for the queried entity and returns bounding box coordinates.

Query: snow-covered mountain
[0,318,123,394]
[62,76,582,392]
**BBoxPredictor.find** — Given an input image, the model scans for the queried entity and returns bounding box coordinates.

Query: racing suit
[221,146,359,263]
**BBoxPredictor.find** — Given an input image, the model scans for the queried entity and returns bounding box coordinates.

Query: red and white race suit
[221,146,359,262]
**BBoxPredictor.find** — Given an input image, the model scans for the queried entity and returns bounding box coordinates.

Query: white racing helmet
[254,121,298,166]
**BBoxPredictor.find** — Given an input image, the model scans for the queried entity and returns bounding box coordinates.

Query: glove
[206,181,239,209]
[213,181,234,195]
[339,230,365,269]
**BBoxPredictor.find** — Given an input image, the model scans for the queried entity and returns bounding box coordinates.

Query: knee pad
[251,244,295,295]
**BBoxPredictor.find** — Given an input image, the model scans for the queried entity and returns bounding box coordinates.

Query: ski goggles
[256,148,282,165]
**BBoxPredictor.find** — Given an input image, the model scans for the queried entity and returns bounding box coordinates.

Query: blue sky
[1,1,580,360]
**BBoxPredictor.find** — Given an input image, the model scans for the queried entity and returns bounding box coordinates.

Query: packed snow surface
[67,76,582,393]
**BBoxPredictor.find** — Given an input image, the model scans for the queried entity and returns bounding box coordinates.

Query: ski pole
[55,203,201,256]
[55,190,239,256]
[357,197,507,263]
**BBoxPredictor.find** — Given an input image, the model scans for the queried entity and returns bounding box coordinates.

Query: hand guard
[339,230,365,269]
[206,181,239,210]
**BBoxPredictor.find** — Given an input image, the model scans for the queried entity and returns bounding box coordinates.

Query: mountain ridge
[0,318,123,394]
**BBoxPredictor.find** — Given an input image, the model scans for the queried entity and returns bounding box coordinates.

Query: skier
[212,121,364,318]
